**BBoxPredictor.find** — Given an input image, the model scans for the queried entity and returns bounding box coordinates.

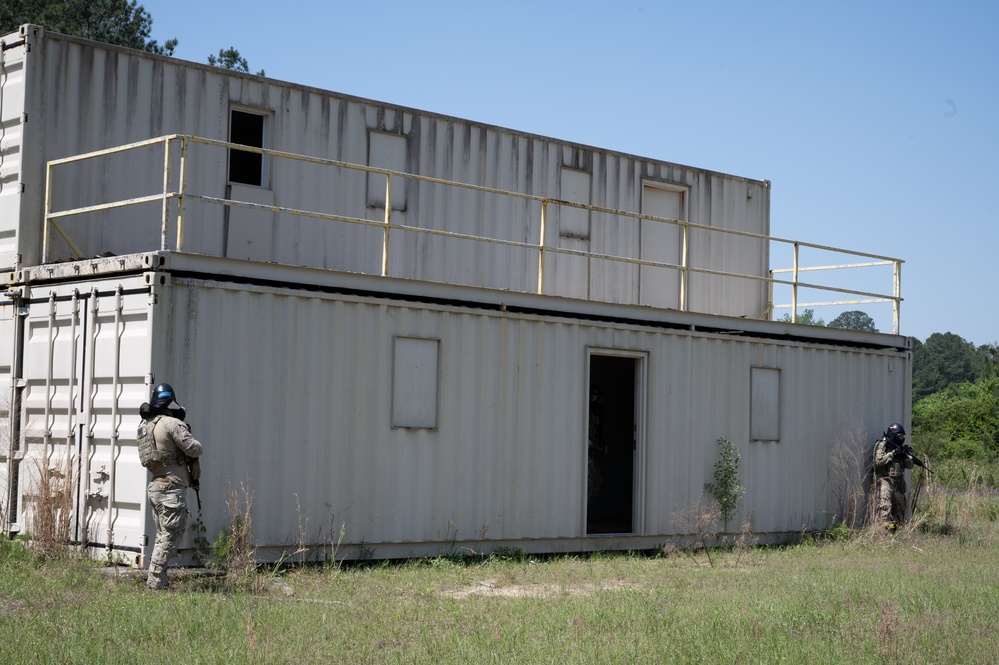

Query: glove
[893,447,908,460]
[188,458,201,491]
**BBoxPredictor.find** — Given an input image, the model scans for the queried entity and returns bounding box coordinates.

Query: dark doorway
[586,354,637,534]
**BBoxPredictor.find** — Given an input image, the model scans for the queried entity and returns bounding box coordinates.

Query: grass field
[2,522,998,664]
[2,475,998,664]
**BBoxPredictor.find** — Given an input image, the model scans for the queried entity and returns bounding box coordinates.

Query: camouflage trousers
[147,482,189,590]
[875,477,907,530]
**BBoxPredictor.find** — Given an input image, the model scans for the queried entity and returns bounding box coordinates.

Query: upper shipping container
[0,25,771,318]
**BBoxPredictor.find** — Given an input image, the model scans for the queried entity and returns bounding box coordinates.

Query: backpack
[137,416,179,468]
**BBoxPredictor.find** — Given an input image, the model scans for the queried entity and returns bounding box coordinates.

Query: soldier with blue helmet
[139,383,202,590]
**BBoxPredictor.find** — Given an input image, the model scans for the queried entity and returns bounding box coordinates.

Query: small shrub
[704,437,745,533]
[823,521,854,541]
[189,517,211,565]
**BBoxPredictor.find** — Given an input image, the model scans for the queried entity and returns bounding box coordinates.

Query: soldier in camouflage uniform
[141,383,202,590]
[873,423,912,531]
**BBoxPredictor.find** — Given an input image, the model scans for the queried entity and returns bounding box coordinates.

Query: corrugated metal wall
[2,28,770,318]
[147,264,905,553]
[0,257,910,559]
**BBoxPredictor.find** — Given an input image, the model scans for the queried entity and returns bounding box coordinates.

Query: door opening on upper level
[639,181,687,309]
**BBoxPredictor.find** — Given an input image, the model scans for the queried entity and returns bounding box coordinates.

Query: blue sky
[142,0,997,346]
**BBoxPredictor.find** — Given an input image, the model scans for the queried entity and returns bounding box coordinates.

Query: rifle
[181,420,202,512]
[188,458,202,512]
[889,441,932,473]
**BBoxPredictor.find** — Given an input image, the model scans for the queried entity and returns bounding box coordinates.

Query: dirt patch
[440,579,641,599]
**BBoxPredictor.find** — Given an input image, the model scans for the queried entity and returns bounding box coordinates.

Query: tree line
[911,333,998,464]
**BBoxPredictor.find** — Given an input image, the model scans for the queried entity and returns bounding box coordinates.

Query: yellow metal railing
[43,135,904,333]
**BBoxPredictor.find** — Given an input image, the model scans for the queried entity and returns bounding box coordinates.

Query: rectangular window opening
[229,109,267,187]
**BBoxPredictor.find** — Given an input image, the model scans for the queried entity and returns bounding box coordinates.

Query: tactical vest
[137,416,180,468]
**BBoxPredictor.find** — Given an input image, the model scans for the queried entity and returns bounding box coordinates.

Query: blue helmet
[151,383,178,409]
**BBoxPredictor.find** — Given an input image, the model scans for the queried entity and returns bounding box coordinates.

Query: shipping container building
[0,26,909,564]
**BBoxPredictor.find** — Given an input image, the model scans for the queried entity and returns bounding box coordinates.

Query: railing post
[176,136,189,251]
[893,259,901,335]
[680,221,689,312]
[768,269,775,320]
[537,200,548,295]
[43,161,53,263]
[382,172,392,277]
[791,242,800,323]
[161,137,172,251]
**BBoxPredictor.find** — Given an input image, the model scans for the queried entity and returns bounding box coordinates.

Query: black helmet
[150,383,180,409]
[885,423,906,446]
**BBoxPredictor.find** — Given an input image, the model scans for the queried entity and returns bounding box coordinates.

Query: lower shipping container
[0,251,911,564]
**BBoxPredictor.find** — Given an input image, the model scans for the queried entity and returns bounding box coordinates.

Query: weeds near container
[491,546,526,563]
[442,518,459,557]
[822,521,854,541]
[829,421,872,529]
[289,493,312,565]
[324,520,347,570]
[731,520,758,567]
[672,495,722,567]
[353,539,374,562]
[216,480,258,589]
[25,457,77,560]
